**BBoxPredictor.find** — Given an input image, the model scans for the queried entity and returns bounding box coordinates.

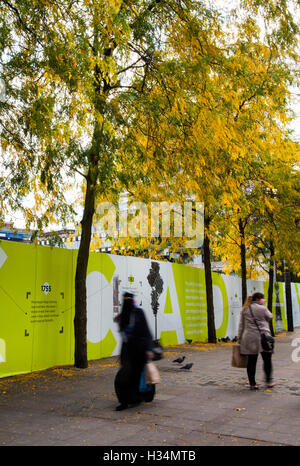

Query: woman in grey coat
[238,292,274,390]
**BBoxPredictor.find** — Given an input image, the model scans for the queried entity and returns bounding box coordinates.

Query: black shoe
[116,403,128,411]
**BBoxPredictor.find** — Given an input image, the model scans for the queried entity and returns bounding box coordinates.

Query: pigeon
[186,339,192,344]
[232,336,238,342]
[180,363,193,370]
[221,337,230,342]
[172,356,186,364]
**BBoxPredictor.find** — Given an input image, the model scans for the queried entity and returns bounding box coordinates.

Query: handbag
[249,305,274,352]
[260,333,275,352]
[152,339,164,361]
[231,344,248,368]
[145,362,160,385]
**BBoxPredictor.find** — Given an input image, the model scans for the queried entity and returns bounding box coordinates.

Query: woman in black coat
[114,292,154,411]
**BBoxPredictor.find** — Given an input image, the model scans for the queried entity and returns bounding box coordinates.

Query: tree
[1,0,299,358]
[0,0,214,366]
[104,0,300,342]
[207,0,300,304]
[203,206,216,343]
[267,241,275,335]
[147,261,164,340]
[284,260,294,332]
[104,4,230,342]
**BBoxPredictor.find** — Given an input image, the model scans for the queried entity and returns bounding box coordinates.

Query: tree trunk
[74,172,96,368]
[73,21,110,368]
[284,260,294,332]
[267,242,275,336]
[203,206,216,343]
[238,218,247,305]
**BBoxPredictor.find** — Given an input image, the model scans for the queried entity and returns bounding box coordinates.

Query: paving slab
[1,328,300,453]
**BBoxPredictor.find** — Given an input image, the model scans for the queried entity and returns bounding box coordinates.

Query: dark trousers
[118,342,145,404]
[247,352,273,386]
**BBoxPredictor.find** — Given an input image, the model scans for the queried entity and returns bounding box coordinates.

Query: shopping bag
[231,344,248,368]
[139,369,152,393]
[145,362,160,385]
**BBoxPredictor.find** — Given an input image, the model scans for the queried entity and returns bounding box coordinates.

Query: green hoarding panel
[0,241,36,377]
[31,245,74,371]
[1,241,299,379]
[172,263,207,342]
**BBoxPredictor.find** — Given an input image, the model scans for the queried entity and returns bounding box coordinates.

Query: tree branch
[1,0,43,46]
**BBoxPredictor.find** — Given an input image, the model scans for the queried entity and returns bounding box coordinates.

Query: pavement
[1,328,300,451]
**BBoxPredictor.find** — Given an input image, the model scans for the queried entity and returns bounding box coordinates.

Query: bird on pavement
[180,363,193,370]
[172,356,186,364]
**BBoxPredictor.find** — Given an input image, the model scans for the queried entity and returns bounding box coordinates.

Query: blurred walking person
[114,292,154,410]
